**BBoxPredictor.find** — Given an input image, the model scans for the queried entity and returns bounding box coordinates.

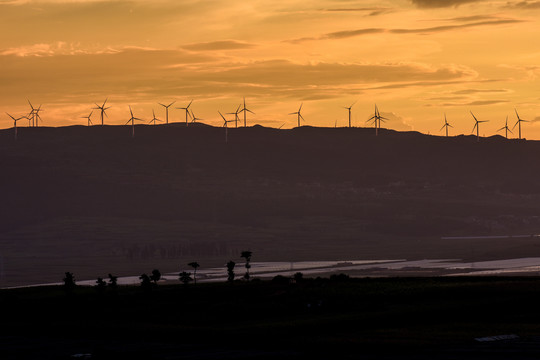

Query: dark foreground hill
[1,123,540,286]
[3,277,540,359]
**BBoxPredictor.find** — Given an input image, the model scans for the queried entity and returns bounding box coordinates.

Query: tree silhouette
[63,272,76,292]
[188,262,200,285]
[226,260,236,283]
[96,277,107,292]
[179,271,193,286]
[150,269,161,284]
[108,273,118,289]
[139,273,152,291]
[240,251,252,281]
[293,272,304,283]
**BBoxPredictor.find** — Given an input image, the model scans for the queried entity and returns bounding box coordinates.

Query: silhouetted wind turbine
[126,106,143,138]
[27,100,42,127]
[498,116,513,139]
[7,113,24,140]
[513,108,528,140]
[367,105,387,136]
[470,111,488,142]
[190,109,202,124]
[219,111,234,143]
[159,101,175,124]
[343,101,356,128]
[149,109,162,125]
[27,100,36,127]
[238,97,254,127]
[289,103,305,127]
[177,100,192,126]
[227,105,241,128]
[81,111,93,126]
[440,114,453,137]
[94,99,110,126]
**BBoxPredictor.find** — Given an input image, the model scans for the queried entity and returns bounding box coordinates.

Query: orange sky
[1,0,539,138]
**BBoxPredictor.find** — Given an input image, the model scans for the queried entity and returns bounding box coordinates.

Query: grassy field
[2,276,540,359]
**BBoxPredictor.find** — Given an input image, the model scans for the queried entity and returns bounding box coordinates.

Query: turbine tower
[440,113,453,137]
[27,100,42,127]
[149,109,162,125]
[94,99,110,126]
[367,104,388,136]
[219,111,234,143]
[177,100,193,126]
[126,106,144,138]
[6,113,24,140]
[238,97,254,127]
[470,111,488,142]
[513,108,528,140]
[158,101,175,124]
[498,116,513,139]
[343,101,356,128]
[81,111,93,126]
[289,103,305,127]
[227,105,241,128]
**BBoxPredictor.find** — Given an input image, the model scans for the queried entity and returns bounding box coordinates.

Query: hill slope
[1,123,540,286]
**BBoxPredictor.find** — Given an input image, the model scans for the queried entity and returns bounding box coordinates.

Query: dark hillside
[1,124,540,286]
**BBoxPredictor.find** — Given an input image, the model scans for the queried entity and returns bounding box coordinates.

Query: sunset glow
[1,0,539,137]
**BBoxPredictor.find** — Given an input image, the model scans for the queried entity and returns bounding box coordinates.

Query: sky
[1,0,539,138]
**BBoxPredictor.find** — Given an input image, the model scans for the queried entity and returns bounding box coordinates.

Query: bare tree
[188,262,200,285]
[241,251,252,281]
[226,261,236,283]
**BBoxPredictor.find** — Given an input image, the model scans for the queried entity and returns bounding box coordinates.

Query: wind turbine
[513,108,528,140]
[6,113,24,140]
[81,111,93,126]
[158,101,175,124]
[190,109,203,124]
[238,97,254,127]
[219,111,234,143]
[126,106,144,138]
[498,116,513,139]
[440,113,453,137]
[177,100,192,126]
[367,104,388,136]
[94,99,110,126]
[149,109,162,125]
[470,111,488,142]
[27,100,42,127]
[343,101,356,128]
[227,105,241,128]
[289,103,305,127]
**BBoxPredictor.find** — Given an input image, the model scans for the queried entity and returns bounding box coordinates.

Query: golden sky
[1,0,539,138]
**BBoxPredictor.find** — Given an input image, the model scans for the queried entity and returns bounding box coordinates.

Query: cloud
[289,19,524,42]
[318,7,392,16]
[182,40,256,51]
[453,89,509,94]
[505,1,540,9]
[378,112,414,131]
[192,60,477,88]
[441,100,509,106]
[410,0,486,8]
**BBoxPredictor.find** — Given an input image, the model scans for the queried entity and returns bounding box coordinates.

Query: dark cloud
[447,15,501,22]
[182,40,256,51]
[453,89,508,94]
[505,1,540,9]
[410,0,486,8]
[319,7,392,16]
[193,60,476,87]
[289,19,523,42]
[441,100,509,106]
